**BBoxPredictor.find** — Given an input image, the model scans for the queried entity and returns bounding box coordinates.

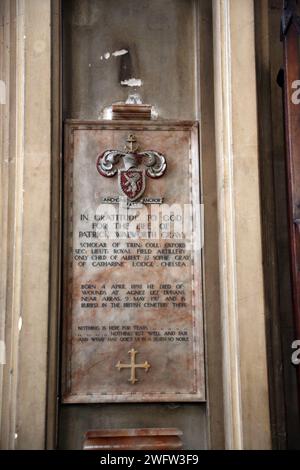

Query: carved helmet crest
[96,134,167,201]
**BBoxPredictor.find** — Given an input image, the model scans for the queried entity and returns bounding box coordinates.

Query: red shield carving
[118,169,146,201]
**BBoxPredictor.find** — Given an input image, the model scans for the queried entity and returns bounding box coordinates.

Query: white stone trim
[213,0,243,450]
[213,0,271,449]
[0,0,51,449]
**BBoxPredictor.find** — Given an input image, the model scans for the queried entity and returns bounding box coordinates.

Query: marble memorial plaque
[62,121,205,403]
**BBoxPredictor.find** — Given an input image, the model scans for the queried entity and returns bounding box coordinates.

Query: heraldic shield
[97,134,167,202]
[118,169,146,201]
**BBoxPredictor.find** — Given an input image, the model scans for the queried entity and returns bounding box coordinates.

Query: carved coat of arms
[96,134,167,202]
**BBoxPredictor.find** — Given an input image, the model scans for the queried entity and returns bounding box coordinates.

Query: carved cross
[116,348,151,384]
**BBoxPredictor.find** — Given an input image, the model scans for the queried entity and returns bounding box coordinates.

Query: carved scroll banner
[62,121,205,403]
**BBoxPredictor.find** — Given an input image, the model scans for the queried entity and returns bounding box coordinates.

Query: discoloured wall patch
[0,80,6,104]
[121,78,143,87]
[0,341,6,365]
[112,49,128,57]
[100,50,128,62]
